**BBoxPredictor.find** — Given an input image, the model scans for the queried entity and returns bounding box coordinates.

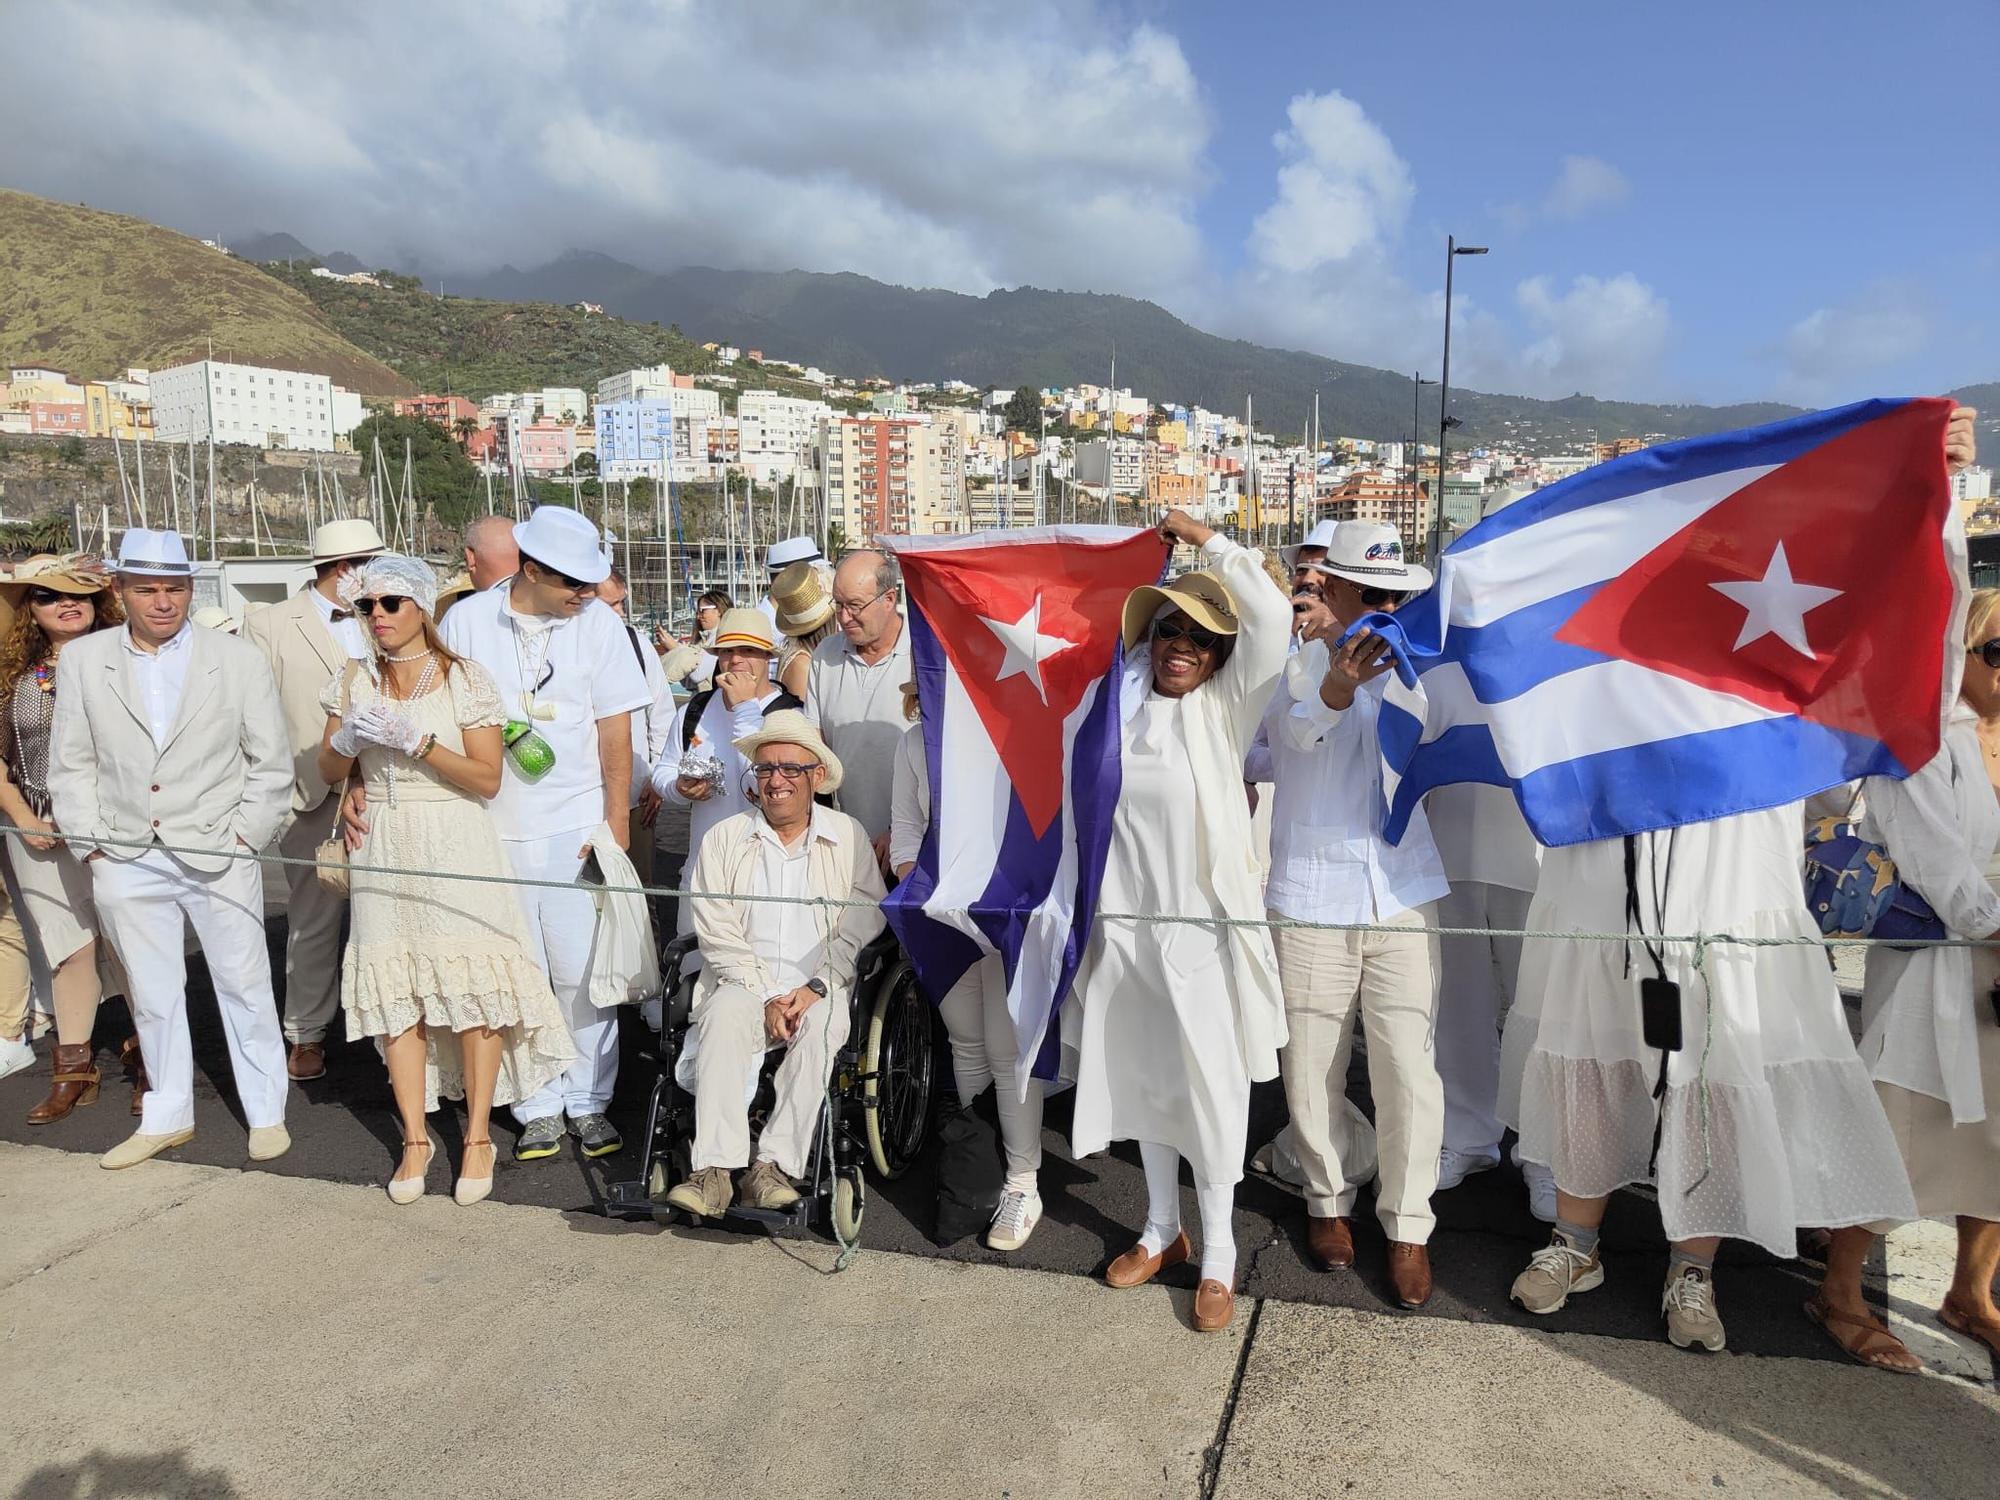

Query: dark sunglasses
[26,588,75,606]
[1152,618,1223,651]
[1972,641,2000,669]
[752,761,822,781]
[354,596,412,616]
[528,559,593,591]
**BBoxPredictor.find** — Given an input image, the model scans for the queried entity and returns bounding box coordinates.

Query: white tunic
[1499,803,1915,1255]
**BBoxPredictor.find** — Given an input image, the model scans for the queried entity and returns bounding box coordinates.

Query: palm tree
[453,416,478,448]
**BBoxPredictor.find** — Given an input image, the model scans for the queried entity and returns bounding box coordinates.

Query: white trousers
[277,797,347,1045]
[92,850,288,1135]
[1272,906,1443,1242]
[689,980,845,1179]
[507,827,619,1124]
[939,954,1044,1191]
[1434,882,1533,1159]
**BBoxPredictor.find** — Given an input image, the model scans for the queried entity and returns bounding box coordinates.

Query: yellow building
[1153,419,1188,449]
[83,381,155,441]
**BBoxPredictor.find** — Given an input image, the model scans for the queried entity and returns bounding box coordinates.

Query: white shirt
[623,623,674,806]
[748,812,836,996]
[1424,782,1543,893]
[122,622,195,748]
[652,683,787,866]
[1264,649,1448,924]
[440,584,650,840]
[309,584,369,660]
[888,722,928,873]
[803,622,913,839]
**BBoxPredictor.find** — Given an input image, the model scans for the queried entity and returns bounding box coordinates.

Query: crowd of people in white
[0,403,1992,1371]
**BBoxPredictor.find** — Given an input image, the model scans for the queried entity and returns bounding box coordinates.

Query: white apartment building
[596,364,677,405]
[1074,436,1145,495]
[149,360,360,452]
[738,390,833,483]
[1953,465,1993,503]
[538,387,588,422]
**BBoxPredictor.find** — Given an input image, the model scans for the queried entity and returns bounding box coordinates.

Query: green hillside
[0,190,410,395]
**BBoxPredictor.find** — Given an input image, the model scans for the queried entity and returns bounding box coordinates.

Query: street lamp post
[1410,372,1437,548]
[1433,235,1487,562]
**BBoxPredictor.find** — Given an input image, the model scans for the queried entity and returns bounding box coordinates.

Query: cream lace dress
[322,660,575,1110]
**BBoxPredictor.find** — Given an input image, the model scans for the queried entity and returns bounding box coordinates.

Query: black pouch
[932,1086,1005,1246]
[1641,976,1683,1053]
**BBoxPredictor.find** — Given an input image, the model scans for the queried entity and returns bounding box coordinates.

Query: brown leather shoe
[1307,1214,1355,1270]
[1389,1241,1433,1309]
[121,1036,149,1117]
[27,1043,100,1124]
[1105,1230,1191,1289]
[287,1042,326,1081]
[1193,1278,1236,1331]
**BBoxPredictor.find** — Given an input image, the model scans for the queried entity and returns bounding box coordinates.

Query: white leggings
[938,955,1043,1192]
[1139,1140,1238,1286]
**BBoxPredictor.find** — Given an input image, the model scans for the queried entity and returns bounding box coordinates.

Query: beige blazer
[242,586,349,812]
[48,626,292,873]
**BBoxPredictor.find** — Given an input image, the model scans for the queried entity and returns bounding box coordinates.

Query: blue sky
[5,0,1993,407]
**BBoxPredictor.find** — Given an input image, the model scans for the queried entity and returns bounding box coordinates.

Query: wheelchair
[605,928,946,1241]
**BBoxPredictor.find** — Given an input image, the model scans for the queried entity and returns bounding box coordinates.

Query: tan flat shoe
[1193,1278,1235,1332]
[1105,1230,1190,1289]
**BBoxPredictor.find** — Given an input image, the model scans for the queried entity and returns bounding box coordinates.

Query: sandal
[1939,1299,2000,1359]
[1804,1294,1921,1374]
[387,1134,435,1206]
[454,1138,496,1208]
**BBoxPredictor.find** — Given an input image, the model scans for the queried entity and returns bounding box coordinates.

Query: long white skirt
[1499,803,1914,1256]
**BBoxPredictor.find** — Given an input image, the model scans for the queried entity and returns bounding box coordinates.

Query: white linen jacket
[49,625,292,873]
[241,586,348,813]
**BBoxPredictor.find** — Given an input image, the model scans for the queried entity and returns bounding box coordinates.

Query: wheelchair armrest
[853,928,902,991]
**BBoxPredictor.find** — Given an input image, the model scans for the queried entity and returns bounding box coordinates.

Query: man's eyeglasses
[355,596,412,616]
[752,761,822,781]
[1152,618,1223,651]
[528,559,594,592]
[1970,640,2000,669]
[833,588,890,618]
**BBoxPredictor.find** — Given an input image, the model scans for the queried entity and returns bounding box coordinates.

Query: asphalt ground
[0,913,1954,1375]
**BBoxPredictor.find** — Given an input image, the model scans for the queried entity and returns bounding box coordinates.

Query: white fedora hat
[1279,519,1338,572]
[310,517,387,564]
[115,528,194,577]
[191,605,241,634]
[513,504,610,585]
[1311,521,1432,594]
[732,707,844,793]
[765,535,824,574]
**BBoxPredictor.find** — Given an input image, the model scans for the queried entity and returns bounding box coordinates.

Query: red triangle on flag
[1557,398,1956,774]
[902,533,1167,836]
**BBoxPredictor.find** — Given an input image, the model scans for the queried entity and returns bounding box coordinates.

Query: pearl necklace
[386,648,429,663]
[379,652,440,808]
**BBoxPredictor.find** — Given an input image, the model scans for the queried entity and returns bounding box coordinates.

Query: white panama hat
[764,535,824,574]
[309,517,387,564]
[115,528,194,577]
[512,504,611,585]
[733,707,844,793]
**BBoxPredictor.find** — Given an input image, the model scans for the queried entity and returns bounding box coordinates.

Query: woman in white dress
[1810,587,2000,1369]
[891,680,1047,1252]
[1067,508,1289,1332]
[316,555,574,1205]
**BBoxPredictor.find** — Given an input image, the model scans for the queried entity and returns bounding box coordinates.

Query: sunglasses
[1152,617,1223,651]
[752,761,822,781]
[354,596,413,616]
[1972,641,2000,669]
[26,588,77,606]
[529,559,594,592]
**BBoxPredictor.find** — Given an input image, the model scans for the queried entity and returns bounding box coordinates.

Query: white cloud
[1248,91,1413,275]
[1515,274,1672,395]
[1774,281,1932,400]
[1544,155,1630,220]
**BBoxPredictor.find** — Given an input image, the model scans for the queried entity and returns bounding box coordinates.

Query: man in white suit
[49,529,294,1170]
[242,517,384,1080]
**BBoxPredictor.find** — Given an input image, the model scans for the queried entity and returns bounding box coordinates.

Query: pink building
[516,420,576,474]
[30,402,87,435]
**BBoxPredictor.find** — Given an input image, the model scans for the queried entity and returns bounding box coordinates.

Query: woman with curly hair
[0,555,129,1124]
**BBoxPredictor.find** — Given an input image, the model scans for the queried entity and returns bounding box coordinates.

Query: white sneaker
[1522,1161,1558,1223]
[1662,1266,1726,1352]
[0,1034,34,1082]
[1436,1146,1500,1192]
[987,1188,1043,1252]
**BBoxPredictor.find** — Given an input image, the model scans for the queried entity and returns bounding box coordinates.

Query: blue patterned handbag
[1802,817,1945,944]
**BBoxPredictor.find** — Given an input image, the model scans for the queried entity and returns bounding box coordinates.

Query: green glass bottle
[502,719,556,781]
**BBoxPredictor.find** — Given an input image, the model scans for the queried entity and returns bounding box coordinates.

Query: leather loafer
[101,1127,194,1170]
[1307,1214,1355,1270]
[1389,1241,1433,1309]
[1192,1278,1235,1332]
[286,1043,326,1082]
[1105,1230,1190,1289]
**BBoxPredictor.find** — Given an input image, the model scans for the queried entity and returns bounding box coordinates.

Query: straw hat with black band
[1120,569,1242,651]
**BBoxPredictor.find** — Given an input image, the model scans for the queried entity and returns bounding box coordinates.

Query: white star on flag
[1709,541,1843,659]
[979,595,1076,704]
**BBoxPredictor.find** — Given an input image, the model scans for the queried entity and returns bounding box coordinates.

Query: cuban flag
[881,527,1168,1081]
[1371,397,1962,847]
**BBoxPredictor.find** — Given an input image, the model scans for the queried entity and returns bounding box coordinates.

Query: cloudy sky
[5,0,1993,405]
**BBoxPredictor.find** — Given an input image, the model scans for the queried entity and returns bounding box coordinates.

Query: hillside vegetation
[0,191,409,396]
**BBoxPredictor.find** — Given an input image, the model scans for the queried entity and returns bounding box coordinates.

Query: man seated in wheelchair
[666,710,887,1218]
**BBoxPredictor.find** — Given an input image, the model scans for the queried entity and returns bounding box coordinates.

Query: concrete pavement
[5,1142,1997,1499]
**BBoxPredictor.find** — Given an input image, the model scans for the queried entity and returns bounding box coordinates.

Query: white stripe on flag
[921,662,1009,953]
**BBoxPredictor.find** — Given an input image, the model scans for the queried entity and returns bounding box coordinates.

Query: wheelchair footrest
[603,1179,659,1220]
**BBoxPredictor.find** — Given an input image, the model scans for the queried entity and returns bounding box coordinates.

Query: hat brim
[113,564,195,577]
[1312,560,1434,594]
[513,522,612,585]
[732,727,844,794]
[1121,582,1240,650]
[774,601,835,636]
[311,546,387,565]
[0,574,109,598]
[712,632,777,653]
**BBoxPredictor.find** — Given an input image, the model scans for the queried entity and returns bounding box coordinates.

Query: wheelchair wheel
[863,957,939,1179]
[832,1167,865,1244]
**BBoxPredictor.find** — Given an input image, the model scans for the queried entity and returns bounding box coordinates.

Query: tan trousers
[1273,906,1444,1243]
[277,797,346,1045]
[690,980,848,1179]
[0,895,31,1040]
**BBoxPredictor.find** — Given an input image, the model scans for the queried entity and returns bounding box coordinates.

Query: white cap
[1279,519,1338,572]
[512,504,610,585]
[116,528,193,577]
[765,535,823,574]
[191,606,240,634]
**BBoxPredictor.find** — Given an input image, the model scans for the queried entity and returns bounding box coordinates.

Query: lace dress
[321,661,575,1110]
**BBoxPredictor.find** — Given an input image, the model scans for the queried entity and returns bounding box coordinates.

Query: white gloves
[353,703,426,757]
[330,713,364,759]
